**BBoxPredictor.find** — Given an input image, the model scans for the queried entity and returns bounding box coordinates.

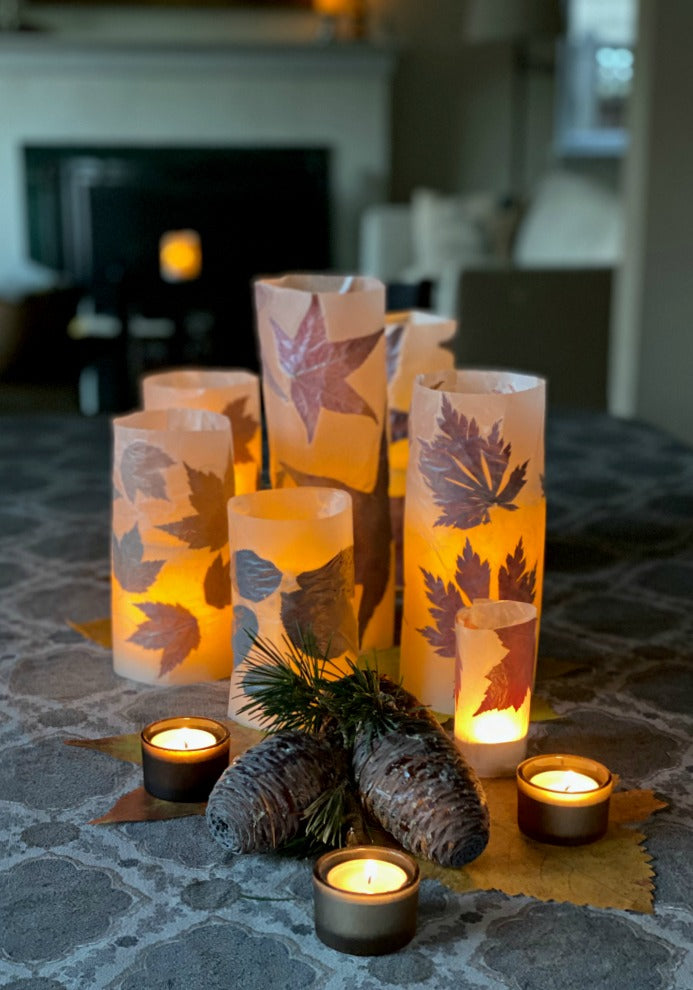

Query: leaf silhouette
[271,293,382,442]
[455,538,491,603]
[473,615,537,715]
[417,569,464,659]
[418,395,528,530]
[234,550,282,603]
[498,537,537,603]
[232,604,259,663]
[128,602,200,677]
[89,787,205,825]
[112,523,165,593]
[389,408,409,444]
[158,463,231,551]
[281,546,358,658]
[222,396,258,464]
[385,321,406,382]
[281,430,392,643]
[204,553,231,609]
[120,442,174,502]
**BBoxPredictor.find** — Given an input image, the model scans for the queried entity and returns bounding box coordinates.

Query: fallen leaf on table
[65,732,142,764]
[67,617,112,648]
[89,787,204,825]
[529,696,561,722]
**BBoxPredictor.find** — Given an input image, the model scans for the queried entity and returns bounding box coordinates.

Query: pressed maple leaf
[418,569,464,660]
[222,396,258,464]
[281,546,358,658]
[112,523,165,593]
[498,537,537,603]
[158,463,230,551]
[204,553,231,609]
[455,538,491,603]
[120,442,174,502]
[128,602,200,677]
[473,615,537,716]
[385,321,406,382]
[418,395,528,530]
[234,550,282,603]
[271,293,383,442]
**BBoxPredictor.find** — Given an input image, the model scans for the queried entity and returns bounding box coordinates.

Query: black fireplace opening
[23,144,332,409]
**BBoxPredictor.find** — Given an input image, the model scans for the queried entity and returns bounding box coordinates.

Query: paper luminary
[111,408,234,684]
[400,369,546,715]
[141,368,262,495]
[227,486,359,728]
[254,273,394,651]
[454,599,537,777]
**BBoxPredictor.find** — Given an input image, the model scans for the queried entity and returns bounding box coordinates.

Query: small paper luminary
[516,754,614,845]
[111,408,234,685]
[313,846,419,956]
[141,368,262,494]
[226,485,358,728]
[454,599,537,777]
[254,273,394,652]
[140,716,230,802]
[400,369,546,715]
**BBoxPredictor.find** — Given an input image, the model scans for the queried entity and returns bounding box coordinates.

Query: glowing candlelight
[517,755,613,844]
[326,859,408,895]
[140,716,230,803]
[530,769,600,793]
[148,727,218,752]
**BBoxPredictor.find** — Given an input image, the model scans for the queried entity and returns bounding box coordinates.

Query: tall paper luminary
[400,370,546,715]
[254,274,394,651]
[227,486,358,728]
[111,408,234,684]
[141,368,262,495]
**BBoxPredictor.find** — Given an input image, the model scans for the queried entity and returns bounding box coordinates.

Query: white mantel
[0,30,395,288]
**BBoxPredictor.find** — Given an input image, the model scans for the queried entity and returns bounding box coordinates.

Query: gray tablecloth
[0,410,691,990]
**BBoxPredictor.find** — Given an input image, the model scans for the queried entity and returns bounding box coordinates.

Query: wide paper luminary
[254,273,394,651]
[111,408,234,685]
[454,599,537,777]
[400,369,546,715]
[227,486,358,728]
[141,368,262,495]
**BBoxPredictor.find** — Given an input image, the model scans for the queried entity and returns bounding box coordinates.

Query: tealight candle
[517,754,613,845]
[140,716,230,803]
[313,846,419,956]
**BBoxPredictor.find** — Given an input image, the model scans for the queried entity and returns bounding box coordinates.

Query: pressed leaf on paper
[222,396,258,464]
[455,538,491,603]
[204,553,232,610]
[67,617,112,649]
[128,602,200,676]
[473,616,537,716]
[498,538,537,604]
[280,546,358,658]
[120,441,174,502]
[158,463,231,551]
[234,550,283,603]
[112,523,165,593]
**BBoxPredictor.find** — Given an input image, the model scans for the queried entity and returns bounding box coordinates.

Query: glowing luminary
[454,599,537,777]
[111,408,234,684]
[227,485,358,728]
[254,273,394,651]
[141,368,262,495]
[400,369,546,715]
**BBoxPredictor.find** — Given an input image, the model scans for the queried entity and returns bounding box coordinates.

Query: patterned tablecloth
[0,410,691,990]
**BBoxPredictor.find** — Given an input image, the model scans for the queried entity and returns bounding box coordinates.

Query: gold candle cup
[140,716,230,803]
[517,754,613,845]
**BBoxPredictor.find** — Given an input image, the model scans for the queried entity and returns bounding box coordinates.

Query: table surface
[0,410,692,990]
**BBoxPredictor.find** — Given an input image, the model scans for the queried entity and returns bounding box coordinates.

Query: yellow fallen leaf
[529,696,561,722]
[67,616,112,648]
[89,786,205,825]
[65,732,142,764]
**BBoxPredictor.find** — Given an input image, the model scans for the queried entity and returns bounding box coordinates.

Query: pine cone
[206,730,336,853]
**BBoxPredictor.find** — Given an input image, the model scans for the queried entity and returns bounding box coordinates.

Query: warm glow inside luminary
[227,485,358,728]
[254,273,394,652]
[141,368,262,495]
[400,369,546,715]
[111,408,234,685]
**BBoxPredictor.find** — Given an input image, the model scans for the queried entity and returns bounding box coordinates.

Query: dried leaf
[418,395,528,530]
[112,523,165,593]
[222,396,258,464]
[204,553,232,609]
[280,546,358,658]
[271,293,382,442]
[473,616,537,716]
[529,696,561,722]
[455,538,491,603]
[234,549,282,603]
[498,537,537,603]
[128,602,200,677]
[120,441,174,502]
[65,733,142,764]
[67,617,112,649]
[90,787,205,825]
[158,463,230,551]
[418,568,464,660]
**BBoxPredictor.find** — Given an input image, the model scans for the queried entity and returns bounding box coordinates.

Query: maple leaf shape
[385,321,406,382]
[158,463,231,551]
[417,568,464,659]
[128,602,200,677]
[234,550,282,603]
[271,294,382,442]
[418,395,528,530]
[473,615,537,715]
[222,396,258,464]
[281,430,392,643]
[455,538,491,603]
[281,546,358,658]
[204,553,231,609]
[112,523,165,593]
[498,537,537,603]
[120,442,174,502]
[389,409,409,444]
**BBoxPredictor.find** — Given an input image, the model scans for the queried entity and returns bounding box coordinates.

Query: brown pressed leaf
[473,616,537,715]
[67,617,112,648]
[280,546,358,658]
[120,441,174,502]
[271,294,382,442]
[65,733,142,764]
[222,396,258,464]
[455,538,491,603]
[234,550,282,603]
[112,523,165,593]
[418,568,464,661]
[498,537,537,603]
[128,602,200,676]
[204,553,232,609]
[418,395,528,530]
[90,787,205,825]
[158,463,230,551]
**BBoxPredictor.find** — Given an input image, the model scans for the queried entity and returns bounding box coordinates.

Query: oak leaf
[234,549,282,603]
[128,601,200,676]
[120,441,174,502]
[112,523,165,593]
[281,546,358,658]
[204,553,232,609]
[222,396,258,464]
[158,463,230,551]
[473,615,537,716]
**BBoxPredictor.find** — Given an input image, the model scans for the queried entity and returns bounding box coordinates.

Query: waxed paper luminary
[385,310,457,586]
[227,486,358,728]
[254,273,394,651]
[400,370,546,715]
[141,368,262,495]
[111,408,234,684]
[454,599,537,777]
